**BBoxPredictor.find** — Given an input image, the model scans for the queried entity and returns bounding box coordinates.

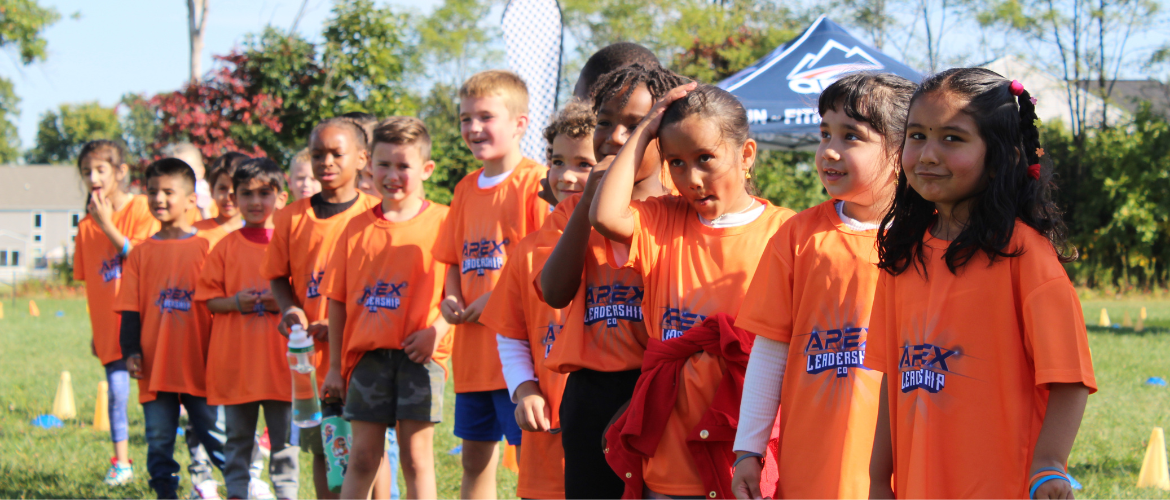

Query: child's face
[816,108,897,206]
[659,116,755,220]
[232,179,287,226]
[80,157,127,197]
[594,83,662,182]
[371,142,434,203]
[146,174,196,223]
[902,92,988,207]
[460,95,527,161]
[211,173,238,218]
[289,160,321,201]
[356,167,381,198]
[547,134,596,202]
[310,125,367,193]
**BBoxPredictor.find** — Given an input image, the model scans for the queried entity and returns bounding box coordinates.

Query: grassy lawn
[0,297,1167,498]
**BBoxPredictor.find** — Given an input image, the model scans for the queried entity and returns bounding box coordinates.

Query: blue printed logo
[358,281,407,312]
[461,238,509,276]
[584,285,644,328]
[660,307,707,341]
[156,288,194,313]
[804,327,869,378]
[542,322,562,358]
[897,343,959,393]
[100,256,123,283]
[306,270,325,299]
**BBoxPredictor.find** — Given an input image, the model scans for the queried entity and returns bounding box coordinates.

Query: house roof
[0,165,87,211]
[1075,80,1170,118]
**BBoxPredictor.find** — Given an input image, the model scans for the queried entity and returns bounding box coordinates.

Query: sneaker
[103,458,133,486]
[187,479,222,500]
[248,479,276,500]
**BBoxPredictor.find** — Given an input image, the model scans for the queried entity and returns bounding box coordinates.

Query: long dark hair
[876,67,1075,276]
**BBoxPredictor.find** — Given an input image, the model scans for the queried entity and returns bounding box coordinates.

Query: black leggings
[559,368,641,499]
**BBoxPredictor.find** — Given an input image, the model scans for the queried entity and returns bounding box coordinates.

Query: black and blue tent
[718,15,923,149]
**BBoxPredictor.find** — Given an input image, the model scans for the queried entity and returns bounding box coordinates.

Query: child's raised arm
[541,162,610,308]
[590,82,695,245]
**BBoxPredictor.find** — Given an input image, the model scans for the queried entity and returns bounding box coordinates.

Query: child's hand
[258,290,280,313]
[583,157,614,198]
[88,191,115,229]
[403,326,439,364]
[513,381,551,432]
[1031,477,1074,499]
[461,293,491,325]
[307,320,330,342]
[639,81,698,136]
[235,289,260,313]
[278,307,309,337]
[440,295,466,324]
[126,354,144,379]
[731,454,764,499]
[321,368,345,403]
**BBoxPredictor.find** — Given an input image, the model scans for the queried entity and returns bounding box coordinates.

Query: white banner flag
[502,0,563,163]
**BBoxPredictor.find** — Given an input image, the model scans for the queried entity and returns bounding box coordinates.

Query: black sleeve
[119,311,142,357]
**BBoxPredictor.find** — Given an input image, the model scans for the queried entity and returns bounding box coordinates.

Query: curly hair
[876,67,1075,277]
[589,63,687,114]
[543,99,596,158]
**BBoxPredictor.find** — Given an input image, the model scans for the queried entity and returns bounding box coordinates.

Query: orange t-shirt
[194,231,290,406]
[193,218,234,249]
[481,233,568,500]
[185,204,219,226]
[735,200,883,499]
[863,220,1097,499]
[74,195,160,365]
[433,159,550,393]
[530,194,649,374]
[114,236,213,404]
[320,202,453,387]
[608,195,794,495]
[260,192,380,383]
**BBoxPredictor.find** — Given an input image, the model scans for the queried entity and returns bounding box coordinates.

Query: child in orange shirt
[320,117,450,500]
[865,68,1096,499]
[730,73,916,500]
[115,158,224,500]
[590,83,796,498]
[74,140,160,486]
[535,63,683,499]
[481,100,598,500]
[263,116,380,499]
[434,69,549,499]
[195,158,295,500]
[192,152,249,246]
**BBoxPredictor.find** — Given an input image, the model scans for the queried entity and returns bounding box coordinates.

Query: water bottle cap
[288,326,313,349]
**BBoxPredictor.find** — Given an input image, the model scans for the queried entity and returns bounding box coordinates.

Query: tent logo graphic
[787,39,884,94]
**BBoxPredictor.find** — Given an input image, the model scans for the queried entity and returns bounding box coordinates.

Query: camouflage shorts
[344,349,444,424]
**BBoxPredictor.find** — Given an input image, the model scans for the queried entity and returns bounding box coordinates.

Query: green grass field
[0,297,1167,499]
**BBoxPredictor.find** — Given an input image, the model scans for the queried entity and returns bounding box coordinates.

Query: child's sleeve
[1020,248,1097,393]
[320,229,350,304]
[863,271,894,373]
[434,190,464,267]
[260,208,293,280]
[736,229,796,342]
[114,247,143,313]
[194,241,228,302]
[525,183,551,236]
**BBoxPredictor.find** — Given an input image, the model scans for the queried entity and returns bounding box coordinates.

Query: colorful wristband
[733,452,764,469]
[121,239,130,256]
[1029,467,1070,499]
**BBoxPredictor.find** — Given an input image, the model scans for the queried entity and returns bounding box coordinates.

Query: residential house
[0,165,87,281]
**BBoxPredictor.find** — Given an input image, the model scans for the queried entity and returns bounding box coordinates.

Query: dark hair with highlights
[232,157,287,192]
[77,140,126,170]
[658,84,757,193]
[818,72,916,155]
[877,67,1074,277]
[207,151,250,185]
[577,43,660,97]
[144,158,197,194]
[589,63,687,115]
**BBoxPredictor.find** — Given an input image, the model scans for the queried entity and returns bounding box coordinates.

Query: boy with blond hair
[435,69,550,499]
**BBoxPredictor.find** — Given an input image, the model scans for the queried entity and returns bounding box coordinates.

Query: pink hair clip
[1029,96,1038,105]
[1010,80,1025,96]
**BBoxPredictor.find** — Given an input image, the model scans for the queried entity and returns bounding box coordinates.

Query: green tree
[416,0,500,86]
[0,0,60,162]
[664,1,807,82]
[420,83,478,204]
[119,93,160,165]
[26,102,122,164]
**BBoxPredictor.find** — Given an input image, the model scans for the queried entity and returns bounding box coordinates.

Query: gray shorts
[344,348,444,424]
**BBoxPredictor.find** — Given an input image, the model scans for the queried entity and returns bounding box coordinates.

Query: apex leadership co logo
[898,343,959,393]
[661,307,707,341]
[584,285,644,328]
[462,238,510,276]
[306,270,325,299]
[787,39,884,94]
[156,288,194,313]
[804,327,869,378]
[359,280,407,312]
[542,322,562,358]
[100,255,123,283]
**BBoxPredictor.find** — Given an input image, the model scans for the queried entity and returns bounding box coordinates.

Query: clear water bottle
[288,325,322,427]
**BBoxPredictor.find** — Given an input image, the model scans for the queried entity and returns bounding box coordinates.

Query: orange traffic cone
[502,444,519,473]
[52,371,76,420]
[28,300,40,317]
[1137,427,1170,490]
[93,381,110,431]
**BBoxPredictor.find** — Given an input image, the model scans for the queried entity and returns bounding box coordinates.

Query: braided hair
[589,63,688,114]
[876,67,1074,277]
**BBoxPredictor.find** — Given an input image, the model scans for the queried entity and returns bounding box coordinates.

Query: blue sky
[0,0,440,150]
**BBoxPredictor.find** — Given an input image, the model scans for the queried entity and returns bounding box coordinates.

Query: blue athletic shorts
[453,389,522,445]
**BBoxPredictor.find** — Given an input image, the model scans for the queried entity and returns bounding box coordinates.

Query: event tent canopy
[719,16,923,150]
